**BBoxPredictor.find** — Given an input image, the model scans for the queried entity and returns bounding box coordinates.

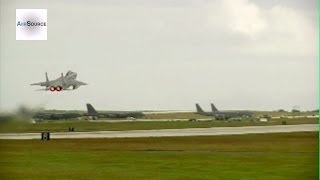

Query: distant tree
[291,109,300,113]
[278,109,286,112]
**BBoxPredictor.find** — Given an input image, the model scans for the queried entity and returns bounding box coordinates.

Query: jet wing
[65,79,87,89]
[74,80,87,85]
[31,79,61,86]
[30,82,47,86]
[31,77,64,89]
[66,79,87,85]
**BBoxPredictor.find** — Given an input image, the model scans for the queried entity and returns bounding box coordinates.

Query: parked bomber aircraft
[196,103,253,120]
[33,112,83,120]
[86,103,144,119]
[31,71,87,91]
[32,103,144,120]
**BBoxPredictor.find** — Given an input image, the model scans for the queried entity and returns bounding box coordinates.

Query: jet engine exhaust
[49,86,62,92]
[50,86,55,92]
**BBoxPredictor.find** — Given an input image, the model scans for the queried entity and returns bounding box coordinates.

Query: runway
[0,124,317,140]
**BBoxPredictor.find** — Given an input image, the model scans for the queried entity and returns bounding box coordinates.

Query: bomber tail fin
[195,103,205,113]
[86,103,98,115]
[211,103,218,112]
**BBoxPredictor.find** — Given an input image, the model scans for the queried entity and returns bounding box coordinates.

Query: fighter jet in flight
[31,71,87,91]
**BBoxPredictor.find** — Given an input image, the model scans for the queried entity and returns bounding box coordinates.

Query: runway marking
[0,124,317,140]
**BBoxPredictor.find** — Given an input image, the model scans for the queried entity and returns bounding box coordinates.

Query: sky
[0,0,318,112]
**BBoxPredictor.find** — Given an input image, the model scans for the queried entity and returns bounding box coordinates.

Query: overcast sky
[0,0,318,112]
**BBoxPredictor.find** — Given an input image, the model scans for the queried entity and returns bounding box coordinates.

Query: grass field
[0,117,318,133]
[0,132,318,179]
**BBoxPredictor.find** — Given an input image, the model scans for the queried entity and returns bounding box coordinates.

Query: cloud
[207,0,266,37]
[205,0,317,56]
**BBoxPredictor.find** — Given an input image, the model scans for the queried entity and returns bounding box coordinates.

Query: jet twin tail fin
[45,72,50,89]
[45,72,49,84]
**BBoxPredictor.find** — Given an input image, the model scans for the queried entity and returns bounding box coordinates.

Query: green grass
[0,132,318,179]
[253,111,317,117]
[144,112,209,119]
[0,117,317,133]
